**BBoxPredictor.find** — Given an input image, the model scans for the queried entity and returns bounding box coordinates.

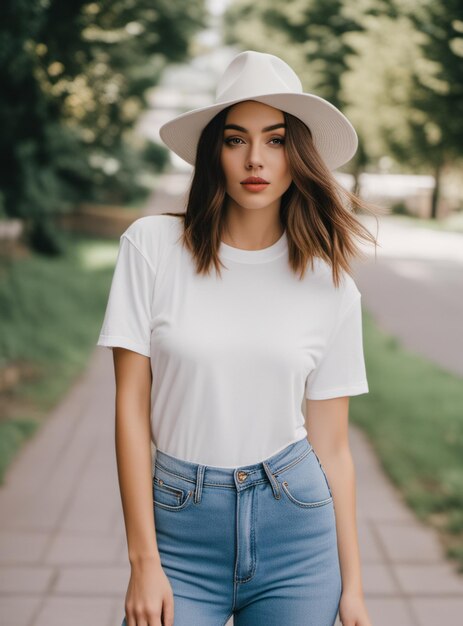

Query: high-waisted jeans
[121,436,342,625]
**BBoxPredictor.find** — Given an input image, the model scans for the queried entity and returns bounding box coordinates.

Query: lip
[240,176,270,184]
[241,183,269,193]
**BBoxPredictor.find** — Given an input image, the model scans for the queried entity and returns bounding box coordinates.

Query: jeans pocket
[153,465,194,512]
[279,449,333,509]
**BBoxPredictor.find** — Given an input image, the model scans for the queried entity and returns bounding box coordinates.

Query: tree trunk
[352,168,361,197]
[430,162,442,219]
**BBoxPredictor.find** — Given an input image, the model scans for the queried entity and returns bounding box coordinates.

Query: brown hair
[163,103,384,287]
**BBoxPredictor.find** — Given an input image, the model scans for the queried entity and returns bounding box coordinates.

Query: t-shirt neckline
[219,230,288,264]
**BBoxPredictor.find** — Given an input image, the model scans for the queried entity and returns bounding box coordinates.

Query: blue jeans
[122,437,342,625]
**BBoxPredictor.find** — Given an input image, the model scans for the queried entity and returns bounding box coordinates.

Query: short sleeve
[96,233,155,358]
[305,294,369,400]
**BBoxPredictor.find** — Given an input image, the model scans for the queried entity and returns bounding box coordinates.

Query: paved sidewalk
[1,174,463,626]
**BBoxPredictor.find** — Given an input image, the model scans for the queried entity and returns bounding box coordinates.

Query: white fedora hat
[159,50,358,171]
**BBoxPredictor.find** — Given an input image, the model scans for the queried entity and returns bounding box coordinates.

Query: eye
[223,137,244,146]
[224,136,285,146]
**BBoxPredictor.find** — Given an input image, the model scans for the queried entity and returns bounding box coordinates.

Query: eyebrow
[223,123,286,133]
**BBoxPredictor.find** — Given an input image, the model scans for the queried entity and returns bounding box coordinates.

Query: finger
[145,608,162,626]
[161,598,174,626]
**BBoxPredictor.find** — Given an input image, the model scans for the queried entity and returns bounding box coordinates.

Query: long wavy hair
[163,103,383,288]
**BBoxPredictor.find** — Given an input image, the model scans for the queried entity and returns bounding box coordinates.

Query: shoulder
[310,257,361,314]
[333,270,362,331]
[121,214,184,271]
[311,257,360,293]
[122,214,182,246]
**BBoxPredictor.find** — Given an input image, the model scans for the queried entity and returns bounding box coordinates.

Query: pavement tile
[0,566,55,593]
[393,563,463,594]
[362,598,415,626]
[0,531,49,564]
[110,599,126,626]
[33,596,114,626]
[59,481,121,535]
[350,431,416,524]
[357,521,383,562]
[0,596,42,626]
[375,521,445,562]
[361,563,400,594]
[54,565,129,595]
[116,534,130,564]
[44,531,120,565]
[410,597,463,626]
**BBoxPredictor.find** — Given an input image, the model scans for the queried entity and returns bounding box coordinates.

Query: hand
[124,557,174,626]
[339,590,372,626]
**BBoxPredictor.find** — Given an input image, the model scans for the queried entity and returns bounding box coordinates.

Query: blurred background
[0,1,462,625]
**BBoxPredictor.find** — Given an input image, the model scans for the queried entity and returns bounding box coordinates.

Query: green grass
[391,212,463,234]
[352,309,463,571]
[0,232,119,483]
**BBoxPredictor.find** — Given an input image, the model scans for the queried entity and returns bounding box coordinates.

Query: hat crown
[216,50,303,104]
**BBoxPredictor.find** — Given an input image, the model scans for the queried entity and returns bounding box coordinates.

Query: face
[220,100,293,213]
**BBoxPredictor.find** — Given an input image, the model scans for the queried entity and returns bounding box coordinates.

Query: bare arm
[113,347,159,565]
[113,347,174,626]
[306,397,372,626]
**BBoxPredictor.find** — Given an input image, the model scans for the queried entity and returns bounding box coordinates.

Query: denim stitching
[195,464,204,504]
[156,463,278,489]
[154,463,198,484]
[273,446,313,477]
[235,486,258,583]
[155,463,268,489]
[233,490,240,588]
[262,461,281,499]
[153,476,184,498]
[154,443,313,489]
[153,490,194,512]
[281,483,333,508]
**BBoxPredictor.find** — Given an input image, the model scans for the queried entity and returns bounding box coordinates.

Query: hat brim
[159,92,358,171]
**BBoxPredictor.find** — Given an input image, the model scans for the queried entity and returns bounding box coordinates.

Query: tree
[224,0,365,105]
[343,0,463,217]
[224,0,463,217]
[0,0,207,251]
[408,0,463,217]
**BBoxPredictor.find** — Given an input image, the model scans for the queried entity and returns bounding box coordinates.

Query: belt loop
[194,464,205,504]
[262,461,281,500]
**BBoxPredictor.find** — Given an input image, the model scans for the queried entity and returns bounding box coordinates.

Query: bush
[24,217,66,256]
[143,140,170,171]
[390,200,410,215]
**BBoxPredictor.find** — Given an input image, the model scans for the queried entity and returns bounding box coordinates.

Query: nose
[245,141,263,170]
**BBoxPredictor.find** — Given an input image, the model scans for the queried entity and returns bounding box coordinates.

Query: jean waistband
[154,437,313,499]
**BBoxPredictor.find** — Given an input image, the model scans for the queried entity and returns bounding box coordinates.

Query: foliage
[223,0,363,107]
[0,0,207,251]
[223,0,463,215]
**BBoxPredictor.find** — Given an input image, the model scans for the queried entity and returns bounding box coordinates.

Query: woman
[97,50,380,626]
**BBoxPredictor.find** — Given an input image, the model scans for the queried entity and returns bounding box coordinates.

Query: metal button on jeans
[237,471,248,482]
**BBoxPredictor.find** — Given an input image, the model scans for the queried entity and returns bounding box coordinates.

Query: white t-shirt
[97,214,369,467]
